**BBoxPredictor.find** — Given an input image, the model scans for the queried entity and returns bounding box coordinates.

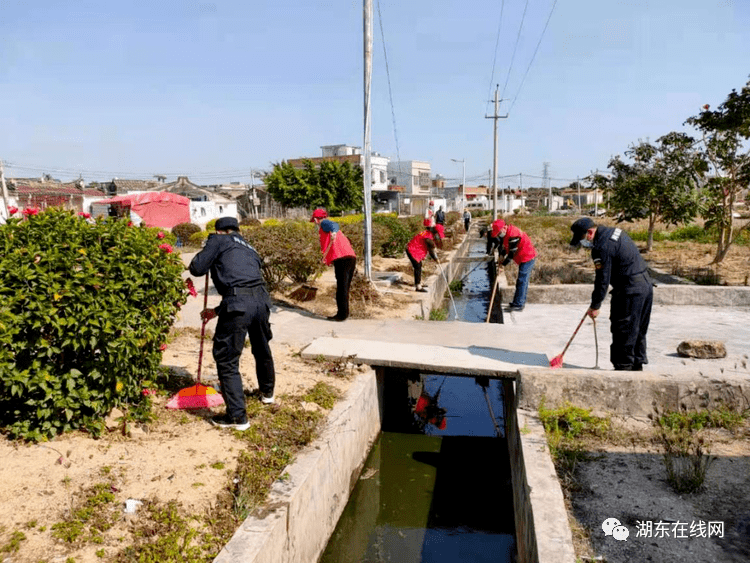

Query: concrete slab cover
[302,336,548,376]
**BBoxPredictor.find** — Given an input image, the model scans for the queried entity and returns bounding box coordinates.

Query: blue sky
[1,0,748,188]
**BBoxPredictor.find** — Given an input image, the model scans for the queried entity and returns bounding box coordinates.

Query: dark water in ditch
[319,241,516,563]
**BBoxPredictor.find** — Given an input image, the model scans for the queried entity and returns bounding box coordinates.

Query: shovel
[549,310,589,369]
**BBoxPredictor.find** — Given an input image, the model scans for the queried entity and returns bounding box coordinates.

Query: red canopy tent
[94,192,191,229]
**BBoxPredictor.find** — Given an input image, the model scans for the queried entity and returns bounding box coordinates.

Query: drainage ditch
[318,241,517,562]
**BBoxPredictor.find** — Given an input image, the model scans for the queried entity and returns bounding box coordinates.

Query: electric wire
[508,0,559,114]
[376,0,404,182]
[485,0,506,115]
[499,0,531,103]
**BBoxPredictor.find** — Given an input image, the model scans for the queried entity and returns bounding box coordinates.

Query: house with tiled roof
[6,178,105,214]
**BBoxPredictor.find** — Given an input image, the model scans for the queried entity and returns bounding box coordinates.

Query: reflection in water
[320,239,516,562]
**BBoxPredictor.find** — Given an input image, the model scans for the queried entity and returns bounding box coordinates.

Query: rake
[166,274,225,409]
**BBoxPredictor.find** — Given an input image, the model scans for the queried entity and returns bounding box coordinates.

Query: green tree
[686,77,750,264]
[603,132,703,251]
[265,159,364,214]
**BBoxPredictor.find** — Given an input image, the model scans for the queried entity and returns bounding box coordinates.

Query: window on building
[419,172,430,186]
[380,170,386,183]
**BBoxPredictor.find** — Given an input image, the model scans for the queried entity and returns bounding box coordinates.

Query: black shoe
[632,363,644,371]
[327,315,346,322]
[211,413,250,431]
[415,286,428,293]
[506,303,524,312]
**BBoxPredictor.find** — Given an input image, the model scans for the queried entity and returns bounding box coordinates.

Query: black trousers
[406,249,423,286]
[333,256,356,320]
[213,289,275,420]
[609,281,653,370]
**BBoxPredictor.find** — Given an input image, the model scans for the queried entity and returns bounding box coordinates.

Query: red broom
[549,310,589,369]
[166,274,225,409]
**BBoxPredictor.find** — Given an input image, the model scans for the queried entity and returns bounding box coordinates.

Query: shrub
[188,231,209,247]
[0,208,188,441]
[372,215,414,257]
[243,220,325,288]
[171,223,201,246]
[669,224,711,243]
[340,221,391,258]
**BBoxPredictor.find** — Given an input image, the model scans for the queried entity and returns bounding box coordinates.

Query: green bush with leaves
[242,221,325,288]
[0,208,188,441]
[171,222,201,246]
[372,215,414,257]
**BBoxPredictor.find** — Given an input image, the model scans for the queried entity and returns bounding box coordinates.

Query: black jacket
[189,233,266,300]
[590,226,651,310]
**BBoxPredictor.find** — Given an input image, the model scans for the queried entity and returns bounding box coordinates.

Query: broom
[166,274,225,409]
[549,310,589,369]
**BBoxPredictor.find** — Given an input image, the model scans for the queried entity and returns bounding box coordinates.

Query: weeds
[429,307,448,321]
[538,401,610,475]
[302,382,341,409]
[652,405,722,494]
[0,531,26,553]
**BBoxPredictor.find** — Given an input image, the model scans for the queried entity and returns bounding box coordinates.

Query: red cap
[310,209,328,222]
[428,200,434,206]
[491,219,506,238]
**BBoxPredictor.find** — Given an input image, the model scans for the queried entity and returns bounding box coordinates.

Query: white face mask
[580,239,592,248]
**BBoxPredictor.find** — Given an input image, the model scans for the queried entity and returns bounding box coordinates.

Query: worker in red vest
[406,226,442,293]
[488,218,536,312]
[311,209,357,321]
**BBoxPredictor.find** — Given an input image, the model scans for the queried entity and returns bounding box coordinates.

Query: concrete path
[176,251,750,380]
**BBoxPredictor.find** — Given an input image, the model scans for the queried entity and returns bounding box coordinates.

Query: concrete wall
[507,405,577,563]
[213,370,381,563]
[527,283,750,307]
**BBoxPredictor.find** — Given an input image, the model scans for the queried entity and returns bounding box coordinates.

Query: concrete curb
[213,371,381,563]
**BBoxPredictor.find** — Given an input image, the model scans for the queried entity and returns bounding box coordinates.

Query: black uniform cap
[215,217,240,232]
[569,217,595,246]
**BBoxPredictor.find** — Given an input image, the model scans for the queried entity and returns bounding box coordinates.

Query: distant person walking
[423,201,436,228]
[569,217,653,371]
[310,208,357,322]
[189,217,276,431]
[463,209,471,232]
[406,227,442,292]
[487,219,536,312]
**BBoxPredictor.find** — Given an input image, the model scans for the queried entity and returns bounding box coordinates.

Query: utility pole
[543,162,551,211]
[362,0,373,280]
[451,158,465,212]
[485,85,507,220]
[0,160,10,221]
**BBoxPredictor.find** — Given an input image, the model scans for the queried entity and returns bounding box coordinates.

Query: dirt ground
[0,229,748,562]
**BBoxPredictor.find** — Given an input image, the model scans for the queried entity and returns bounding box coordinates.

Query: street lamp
[450,158,465,212]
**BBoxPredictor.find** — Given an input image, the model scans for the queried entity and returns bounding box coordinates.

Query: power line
[508,0,559,114]
[485,0,506,116]
[499,0,531,103]
[376,0,403,179]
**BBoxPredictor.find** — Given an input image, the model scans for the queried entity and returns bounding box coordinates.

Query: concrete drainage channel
[212,229,575,563]
[213,227,750,563]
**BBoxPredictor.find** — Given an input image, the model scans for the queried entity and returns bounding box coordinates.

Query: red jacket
[406,231,437,262]
[501,224,536,265]
[319,230,356,266]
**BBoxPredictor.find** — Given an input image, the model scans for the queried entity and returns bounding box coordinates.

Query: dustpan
[166,274,225,409]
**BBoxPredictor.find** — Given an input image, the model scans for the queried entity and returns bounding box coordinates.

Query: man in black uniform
[189,217,276,430]
[569,217,653,371]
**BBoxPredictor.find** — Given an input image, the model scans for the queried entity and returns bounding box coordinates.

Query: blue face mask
[580,239,592,248]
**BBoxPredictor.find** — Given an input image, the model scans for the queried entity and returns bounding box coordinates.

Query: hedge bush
[0,208,188,441]
[171,222,201,246]
[242,221,325,289]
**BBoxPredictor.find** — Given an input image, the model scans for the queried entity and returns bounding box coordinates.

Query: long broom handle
[196,273,209,383]
[485,264,501,323]
[559,311,589,357]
